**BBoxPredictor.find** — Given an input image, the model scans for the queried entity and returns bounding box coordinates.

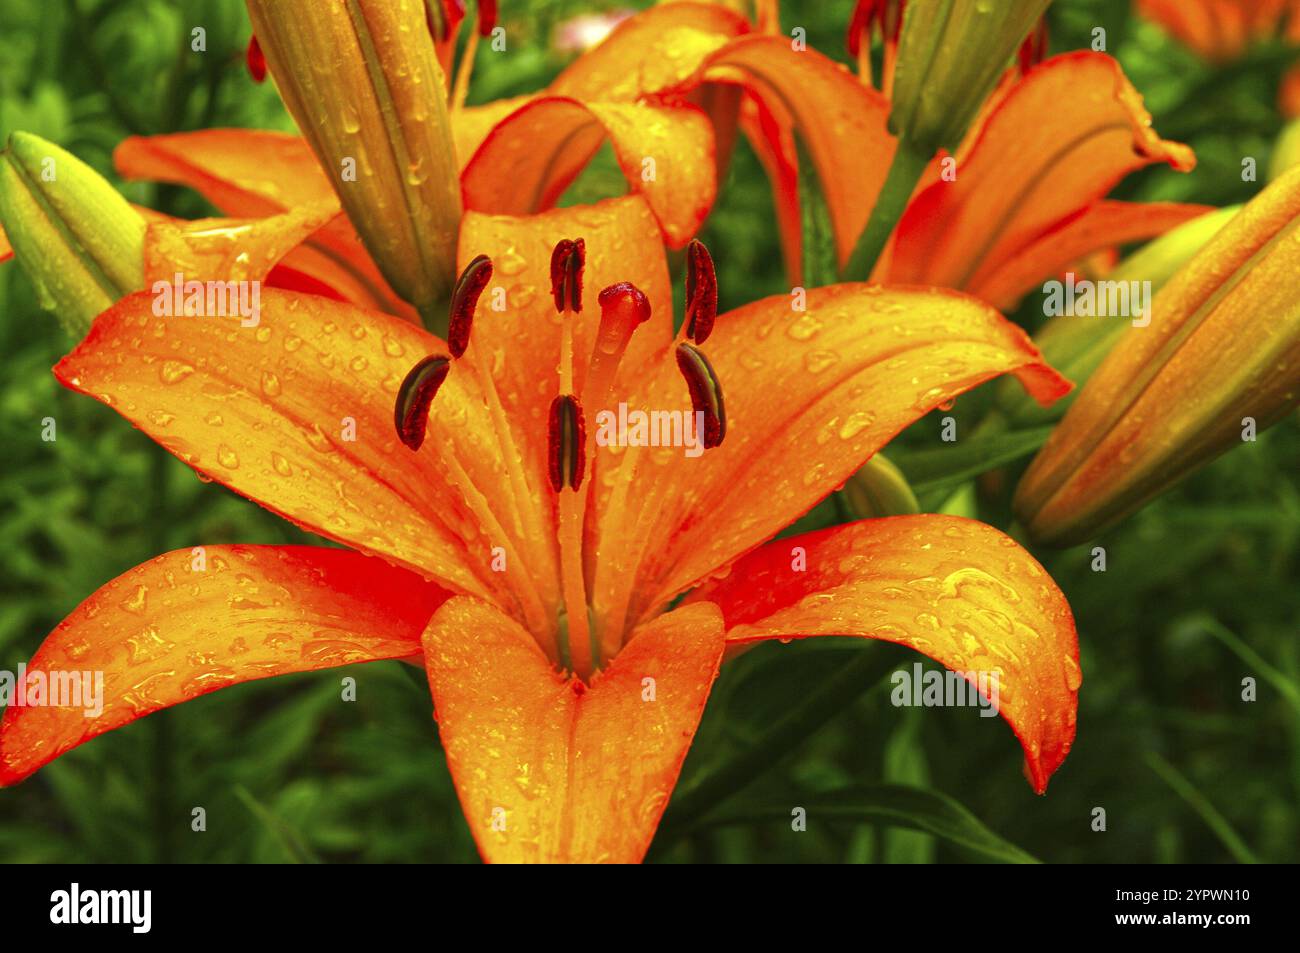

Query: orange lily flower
[0,194,1080,863]
[1138,0,1300,116]
[879,51,1212,311]
[1137,0,1297,63]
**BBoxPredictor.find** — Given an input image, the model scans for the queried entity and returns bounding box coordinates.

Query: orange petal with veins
[0,545,449,785]
[686,515,1080,793]
[462,97,716,248]
[423,596,725,863]
[888,52,1195,294]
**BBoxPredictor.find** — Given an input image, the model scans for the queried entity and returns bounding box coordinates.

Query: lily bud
[840,452,920,519]
[1015,167,1300,546]
[996,205,1239,428]
[0,131,144,334]
[245,0,462,329]
[889,0,1052,152]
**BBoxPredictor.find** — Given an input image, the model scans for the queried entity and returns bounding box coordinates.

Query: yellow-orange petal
[422,596,725,863]
[0,221,11,262]
[702,35,896,271]
[141,201,345,285]
[55,289,508,602]
[114,130,412,317]
[887,52,1195,294]
[0,545,448,785]
[593,284,1070,633]
[451,95,533,172]
[114,130,333,217]
[685,515,1080,793]
[548,2,750,100]
[461,97,716,249]
[971,200,1215,310]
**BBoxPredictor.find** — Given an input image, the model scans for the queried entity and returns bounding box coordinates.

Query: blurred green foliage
[0,0,1297,863]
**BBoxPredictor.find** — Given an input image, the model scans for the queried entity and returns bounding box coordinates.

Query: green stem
[841,135,932,283]
[650,646,897,855]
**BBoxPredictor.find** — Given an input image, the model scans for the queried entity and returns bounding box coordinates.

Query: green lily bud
[889,0,1052,153]
[0,131,145,334]
[995,205,1239,428]
[245,0,463,330]
[1014,167,1300,547]
[840,452,921,519]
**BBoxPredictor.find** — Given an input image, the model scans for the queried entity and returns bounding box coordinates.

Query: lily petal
[114,130,411,317]
[0,221,11,262]
[702,35,896,270]
[0,545,449,785]
[422,596,725,863]
[114,130,333,217]
[686,515,1080,793]
[55,289,509,602]
[141,201,345,285]
[593,284,1069,634]
[971,200,1215,310]
[462,97,716,249]
[887,52,1195,294]
[548,2,750,100]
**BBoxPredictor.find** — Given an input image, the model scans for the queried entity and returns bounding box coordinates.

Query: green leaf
[692,784,1040,864]
[796,133,838,290]
[890,425,1054,496]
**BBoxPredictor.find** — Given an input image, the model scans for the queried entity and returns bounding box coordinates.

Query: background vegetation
[0,0,1296,863]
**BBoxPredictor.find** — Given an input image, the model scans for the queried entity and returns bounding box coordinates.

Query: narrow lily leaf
[233,785,322,864]
[1145,753,1260,865]
[691,784,1040,863]
[889,425,1055,495]
[795,134,838,290]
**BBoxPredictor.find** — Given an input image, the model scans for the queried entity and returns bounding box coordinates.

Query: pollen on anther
[395,355,452,451]
[449,255,493,359]
[550,238,586,313]
[548,394,586,491]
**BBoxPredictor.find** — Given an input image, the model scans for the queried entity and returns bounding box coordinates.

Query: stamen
[548,395,586,492]
[448,254,492,358]
[394,355,451,451]
[550,238,586,315]
[246,36,267,83]
[583,282,651,411]
[684,240,717,344]
[676,342,727,449]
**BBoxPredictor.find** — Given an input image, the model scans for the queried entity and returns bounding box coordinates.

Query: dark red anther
[1018,17,1049,73]
[478,0,498,36]
[448,254,493,358]
[549,238,586,313]
[395,355,452,451]
[547,394,586,492]
[684,239,717,344]
[676,343,726,450]
[246,35,267,83]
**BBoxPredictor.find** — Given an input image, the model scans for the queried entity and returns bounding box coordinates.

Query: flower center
[393,239,728,679]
